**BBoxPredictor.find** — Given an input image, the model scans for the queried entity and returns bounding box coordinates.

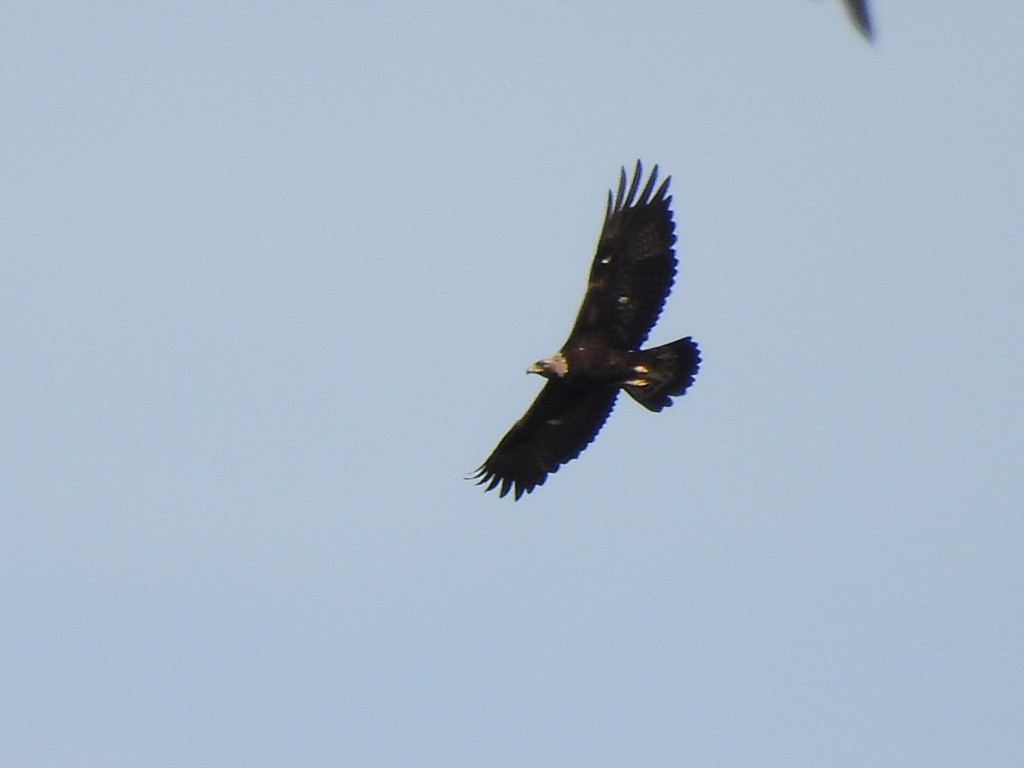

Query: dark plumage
[842,0,873,40]
[472,162,700,500]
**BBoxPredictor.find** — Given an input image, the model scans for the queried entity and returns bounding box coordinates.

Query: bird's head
[527,352,569,379]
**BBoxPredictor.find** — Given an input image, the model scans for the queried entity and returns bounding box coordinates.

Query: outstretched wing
[565,161,677,351]
[472,383,618,500]
[842,0,873,40]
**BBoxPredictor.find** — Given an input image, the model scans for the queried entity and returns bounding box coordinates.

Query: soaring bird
[472,162,700,500]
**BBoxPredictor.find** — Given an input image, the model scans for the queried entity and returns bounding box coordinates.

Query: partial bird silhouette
[840,0,873,41]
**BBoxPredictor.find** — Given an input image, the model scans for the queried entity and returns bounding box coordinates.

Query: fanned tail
[623,337,700,412]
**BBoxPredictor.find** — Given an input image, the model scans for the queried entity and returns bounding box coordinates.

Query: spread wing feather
[842,0,873,40]
[565,160,677,350]
[471,384,618,500]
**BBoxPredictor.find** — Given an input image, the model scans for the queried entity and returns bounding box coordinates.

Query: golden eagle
[472,162,700,500]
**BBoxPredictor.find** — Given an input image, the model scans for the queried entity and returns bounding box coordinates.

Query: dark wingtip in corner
[843,0,874,41]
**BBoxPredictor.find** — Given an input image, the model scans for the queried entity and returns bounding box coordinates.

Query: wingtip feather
[624,160,643,208]
[609,161,670,212]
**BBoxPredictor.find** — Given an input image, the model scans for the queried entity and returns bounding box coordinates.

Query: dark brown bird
[472,162,700,500]
[841,0,873,40]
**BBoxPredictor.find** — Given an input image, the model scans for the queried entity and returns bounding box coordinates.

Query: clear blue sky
[3,3,1022,766]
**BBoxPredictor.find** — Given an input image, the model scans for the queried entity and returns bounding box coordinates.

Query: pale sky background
[3,3,1022,766]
